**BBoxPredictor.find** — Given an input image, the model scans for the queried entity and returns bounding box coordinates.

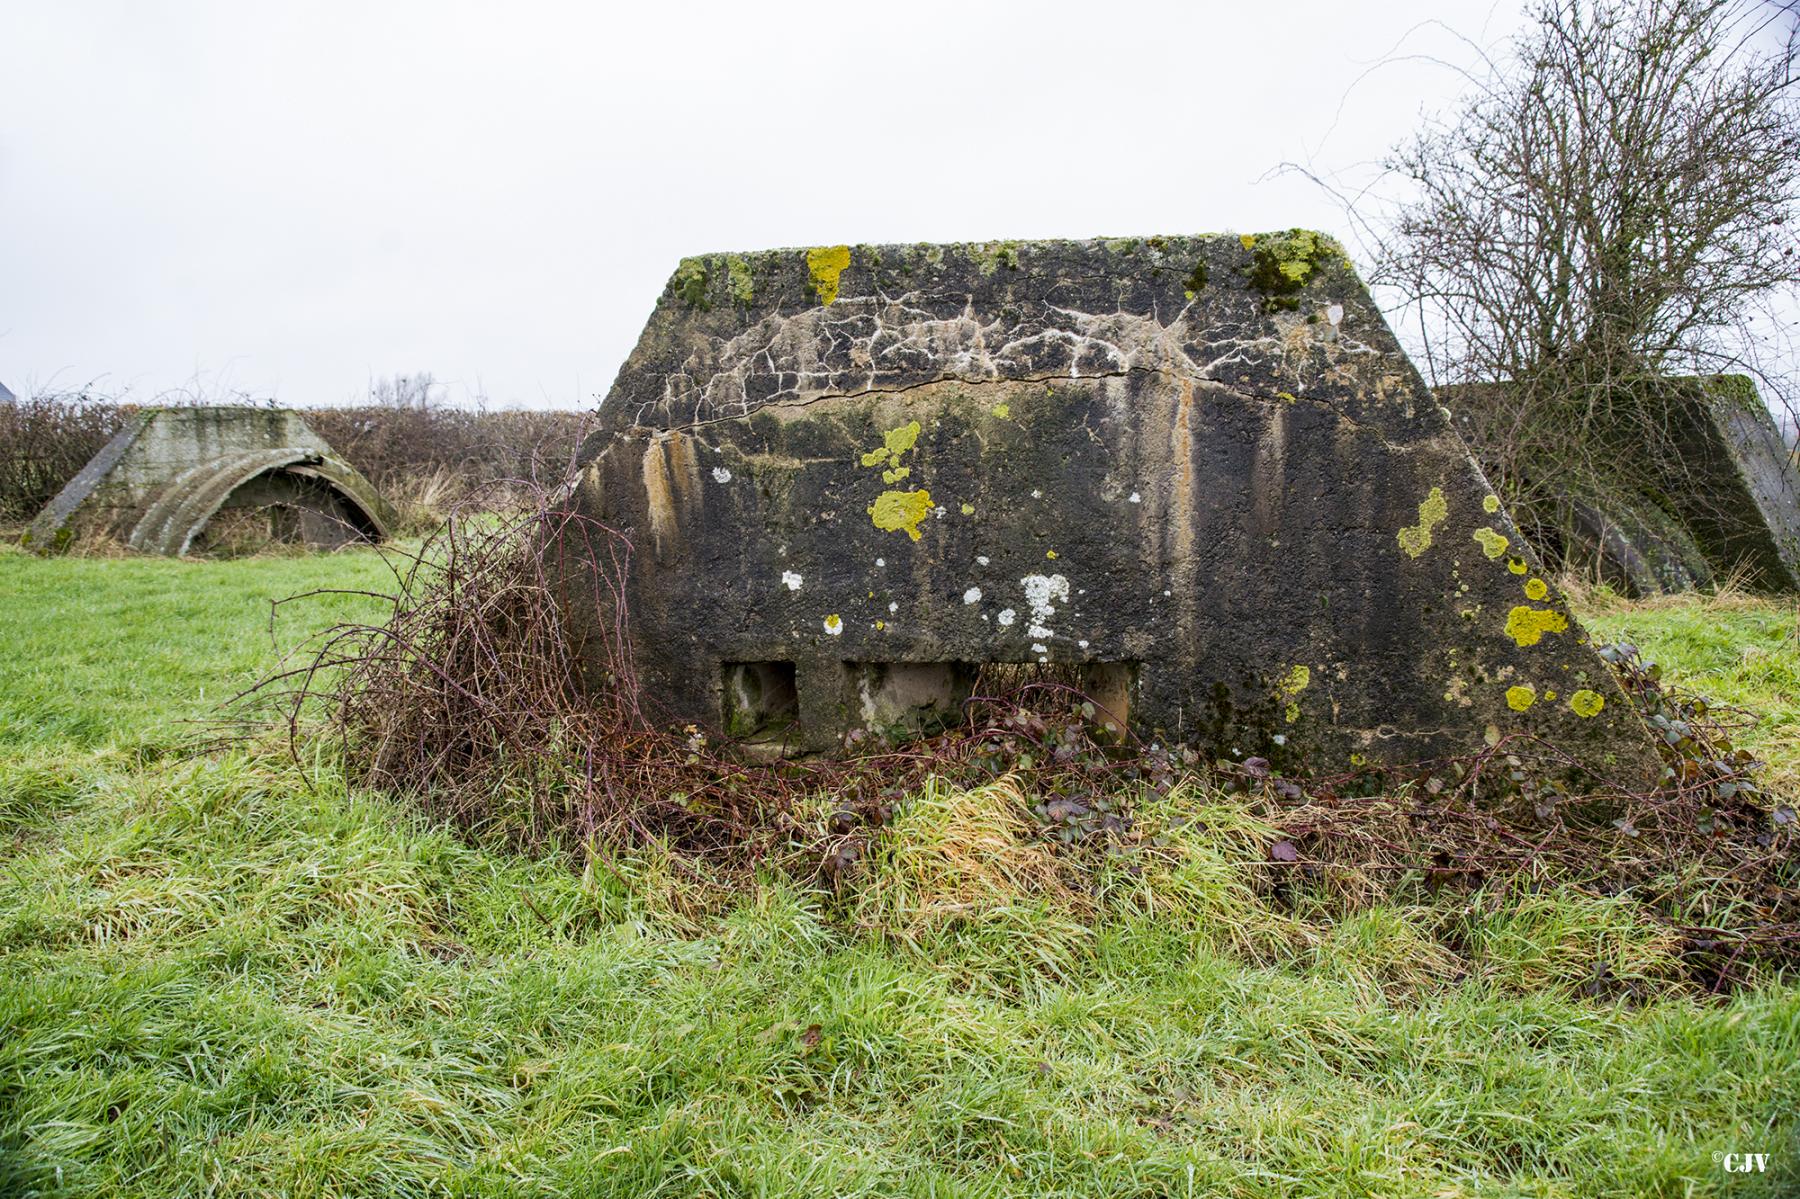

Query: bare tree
[1367,0,1800,567]
[369,372,441,410]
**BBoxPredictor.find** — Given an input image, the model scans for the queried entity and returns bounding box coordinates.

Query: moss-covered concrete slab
[24,406,394,555]
[567,235,1656,777]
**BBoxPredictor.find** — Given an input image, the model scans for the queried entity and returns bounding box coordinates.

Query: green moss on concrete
[673,258,711,310]
[727,256,755,308]
[970,241,1021,275]
[1246,229,1345,312]
[1703,373,1762,416]
[1184,258,1209,298]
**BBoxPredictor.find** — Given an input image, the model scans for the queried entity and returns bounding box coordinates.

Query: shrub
[0,391,130,522]
[299,405,590,500]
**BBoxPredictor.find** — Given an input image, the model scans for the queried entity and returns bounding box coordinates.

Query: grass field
[2,543,1797,1197]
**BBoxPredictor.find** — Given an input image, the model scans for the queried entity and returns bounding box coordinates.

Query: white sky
[3,1,1557,410]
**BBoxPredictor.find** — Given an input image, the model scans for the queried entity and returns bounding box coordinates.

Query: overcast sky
[4,1,1549,410]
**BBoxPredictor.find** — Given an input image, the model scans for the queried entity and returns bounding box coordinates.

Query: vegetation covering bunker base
[566,235,1658,777]
[24,406,395,555]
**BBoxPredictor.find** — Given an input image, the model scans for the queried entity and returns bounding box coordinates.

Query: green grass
[1578,586,1800,783]
[0,543,398,755]
[1,549,1797,1197]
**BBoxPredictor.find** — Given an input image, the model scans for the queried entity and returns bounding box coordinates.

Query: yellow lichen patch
[1524,577,1549,601]
[1397,486,1448,558]
[1483,494,1501,514]
[1569,689,1605,718]
[865,422,917,463]
[1239,233,1257,249]
[869,488,934,540]
[882,421,921,458]
[1506,556,1529,575]
[991,402,1011,418]
[959,503,975,515]
[1505,684,1537,712]
[862,420,923,471]
[1545,690,1558,701]
[1504,605,1569,647]
[1046,549,1058,560]
[823,613,843,635]
[807,245,851,305]
[1471,526,1509,559]
[1277,664,1311,723]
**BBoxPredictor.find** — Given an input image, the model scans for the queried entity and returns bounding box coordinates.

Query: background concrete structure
[25,406,393,555]
[1444,377,1800,595]
[566,234,1656,776]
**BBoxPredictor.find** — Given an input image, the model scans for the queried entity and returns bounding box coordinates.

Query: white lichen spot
[997,608,1016,627]
[976,555,990,566]
[780,570,803,591]
[1031,643,1048,654]
[1078,639,1090,649]
[1030,489,1043,499]
[933,506,947,518]
[1020,573,1070,642]
[711,466,733,484]
[1128,491,1141,504]
[822,614,843,635]
[963,587,982,605]
[888,601,898,613]
[1326,303,1344,326]
[875,557,885,567]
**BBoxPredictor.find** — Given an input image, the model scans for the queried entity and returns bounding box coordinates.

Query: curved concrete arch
[128,447,394,555]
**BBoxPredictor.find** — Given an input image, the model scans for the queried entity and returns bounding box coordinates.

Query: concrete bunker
[565,235,1658,777]
[25,406,394,555]
[1443,377,1800,596]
